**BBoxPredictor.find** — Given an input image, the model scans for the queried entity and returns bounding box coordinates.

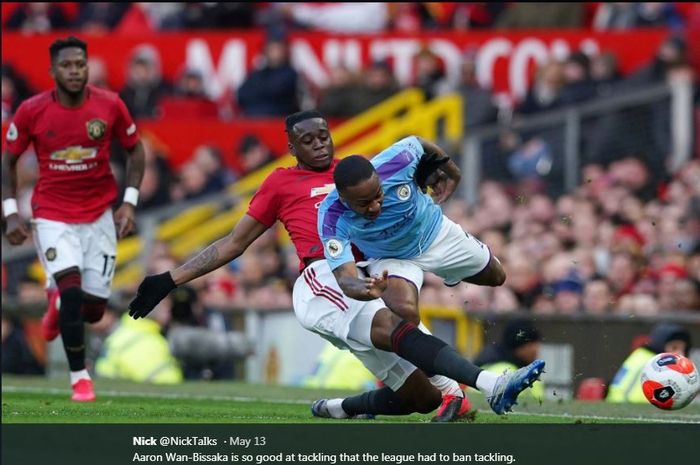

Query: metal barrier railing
[459,80,694,204]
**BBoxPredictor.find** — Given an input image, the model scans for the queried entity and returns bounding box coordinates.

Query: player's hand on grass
[364,269,388,298]
[128,271,177,319]
[114,203,136,239]
[4,214,29,245]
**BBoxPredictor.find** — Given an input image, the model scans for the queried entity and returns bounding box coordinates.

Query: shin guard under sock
[391,320,483,388]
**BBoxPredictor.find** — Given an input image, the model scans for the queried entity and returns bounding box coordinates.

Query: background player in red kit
[128,110,474,422]
[2,37,145,402]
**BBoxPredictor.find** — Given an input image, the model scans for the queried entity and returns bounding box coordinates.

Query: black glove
[128,271,177,319]
[415,152,449,191]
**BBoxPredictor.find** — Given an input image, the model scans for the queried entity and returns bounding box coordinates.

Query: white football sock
[476,370,499,396]
[70,369,91,385]
[418,322,463,397]
[326,398,349,418]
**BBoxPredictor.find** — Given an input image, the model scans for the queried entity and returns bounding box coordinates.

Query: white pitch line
[483,410,700,424]
[4,385,700,424]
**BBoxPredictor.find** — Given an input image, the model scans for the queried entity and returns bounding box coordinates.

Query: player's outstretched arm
[114,140,146,238]
[129,214,269,319]
[332,262,388,301]
[1,150,29,245]
[415,137,461,204]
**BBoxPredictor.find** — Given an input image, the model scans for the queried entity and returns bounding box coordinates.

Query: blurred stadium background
[2,2,700,406]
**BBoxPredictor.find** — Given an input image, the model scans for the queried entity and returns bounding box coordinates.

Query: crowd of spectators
[4,3,696,34]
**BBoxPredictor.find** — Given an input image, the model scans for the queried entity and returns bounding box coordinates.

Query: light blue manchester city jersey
[318,136,444,270]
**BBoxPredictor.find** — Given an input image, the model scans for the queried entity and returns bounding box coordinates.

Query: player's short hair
[285,110,325,134]
[49,36,87,63]
[334,155,376,192]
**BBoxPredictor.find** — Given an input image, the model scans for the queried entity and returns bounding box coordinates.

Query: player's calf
[56,269,86,371]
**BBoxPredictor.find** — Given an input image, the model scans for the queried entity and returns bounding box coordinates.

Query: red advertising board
[2,30,671,103]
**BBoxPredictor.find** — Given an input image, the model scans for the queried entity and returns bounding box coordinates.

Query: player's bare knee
[370,308,401,351]
[492,266,506,286]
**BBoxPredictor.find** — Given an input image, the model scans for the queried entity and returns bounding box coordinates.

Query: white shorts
[365,215,491,288]
[292,260,417,391]
[31,209,117,298]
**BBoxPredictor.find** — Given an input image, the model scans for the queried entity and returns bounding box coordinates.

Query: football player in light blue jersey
[315,135,544,419]
[318,135,505,316]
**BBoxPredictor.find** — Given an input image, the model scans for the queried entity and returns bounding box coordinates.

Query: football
[641,352,700,410]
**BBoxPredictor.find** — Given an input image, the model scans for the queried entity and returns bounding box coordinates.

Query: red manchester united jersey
[4,85,139,223]
[247,160,340,270]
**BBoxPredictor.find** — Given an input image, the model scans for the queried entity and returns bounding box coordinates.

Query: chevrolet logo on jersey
[86,119,107,140]
[50,146,98,164]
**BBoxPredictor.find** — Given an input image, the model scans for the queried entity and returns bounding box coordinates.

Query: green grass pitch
[2,375,699,424]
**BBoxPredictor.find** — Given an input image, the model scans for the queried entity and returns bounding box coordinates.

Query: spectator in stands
[137,138,176,212]
[174,68,208,99]
[387,3,452,32]
[560,52,596,106]
[86,57,110,90]
[351,60,400,115]
[120,45,171,119]
[626,35,689,89]
[279,3,389,33]
[5,2,69,33]
[594,3,684,30]
[237,37,300,117]
[551,271,584,314]
[674,278,700,312]
[72,2,130,32]
[237,134,275,175]
[590,52,622,99]
[192,144,237,191]
[517,61,564,115]
[412,46,450,100]
[161,3,255,29]
[2,316,45,375]
[582,279,615,314]
[171,145,231,201]
[496,3,584,29]
[1,64,33,123]
[507,256,543,309]
[317,66,363,118]
[453,51,499,129]
[451,3,508,29]
[655,263,688,311]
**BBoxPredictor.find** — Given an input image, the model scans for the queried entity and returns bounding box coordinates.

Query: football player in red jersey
[2,37,145,402]
[129,110,476,421]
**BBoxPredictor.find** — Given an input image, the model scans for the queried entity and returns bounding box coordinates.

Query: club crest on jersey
[397,184,411,201]
[45,248,57,261]
[86,119,107,140]
[325,239,343,258]
[50,146,97,164]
